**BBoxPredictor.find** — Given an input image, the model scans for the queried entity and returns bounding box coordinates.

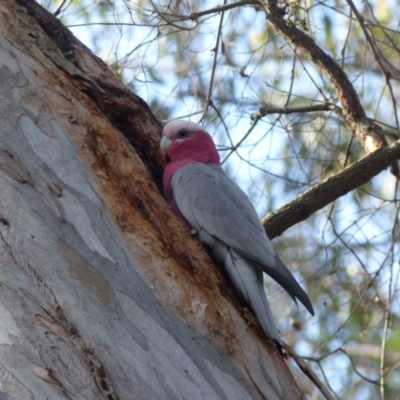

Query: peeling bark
[0,1,305,399]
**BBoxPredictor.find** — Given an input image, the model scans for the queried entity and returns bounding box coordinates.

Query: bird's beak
[160,136,172,153]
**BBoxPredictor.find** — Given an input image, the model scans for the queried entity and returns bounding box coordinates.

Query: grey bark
[0,1,305,399]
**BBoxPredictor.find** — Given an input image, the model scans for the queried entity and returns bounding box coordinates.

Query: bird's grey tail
[217,245,282,343]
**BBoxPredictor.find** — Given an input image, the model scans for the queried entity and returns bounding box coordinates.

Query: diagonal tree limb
[260,0,399,176]
[263,139,400,239]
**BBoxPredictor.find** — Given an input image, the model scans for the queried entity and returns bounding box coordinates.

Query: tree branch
[260,0,399,176]
[251,102,343,119]
[166,1,260,21]
[284,344,336,400]
[200,0,226,121]
[346,0,400,82]
[263,139,400,239]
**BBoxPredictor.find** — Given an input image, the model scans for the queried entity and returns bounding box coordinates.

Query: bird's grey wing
[171,163,313,315]
[172,163,275,259]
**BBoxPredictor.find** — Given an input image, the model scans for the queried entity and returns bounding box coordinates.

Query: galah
[160,120,314,343]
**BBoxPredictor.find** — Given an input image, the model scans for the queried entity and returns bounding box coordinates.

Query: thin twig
[200,1,227,122]
[342,136,353,168]
[221,117,261,164]
[345,0,400,177]
[260,0,397,176]
[338,349,379,385]
[53,0,67,16]
[164,0,260,21]
[284,344,336,400]
[380,297,389,399]
[284,52,297,107]
[149,0,198,31]
[346,0,400,81]
[340,9,352,69]
[379,202,399,399]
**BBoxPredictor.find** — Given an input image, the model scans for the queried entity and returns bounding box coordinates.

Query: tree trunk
[0,1,304,399]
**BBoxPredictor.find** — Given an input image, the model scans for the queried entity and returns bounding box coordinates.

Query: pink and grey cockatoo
[160,120,314,343]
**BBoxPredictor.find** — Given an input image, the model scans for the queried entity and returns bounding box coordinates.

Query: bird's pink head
[161,120,220,165]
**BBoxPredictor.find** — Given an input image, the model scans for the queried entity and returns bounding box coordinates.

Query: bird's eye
[176,129,190,139]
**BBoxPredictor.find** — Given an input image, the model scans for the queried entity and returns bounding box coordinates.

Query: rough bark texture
[0,1,304,399]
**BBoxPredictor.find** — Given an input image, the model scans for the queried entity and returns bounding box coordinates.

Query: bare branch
[221,117,261,163]
[284,344,336,400]
[251,102,343,119]
[53,0,67,16]
[260,0,399,176]
[201,0,226,120]
[346,0,400,82]
[346,0,400,142]
[166,1,261,21]
[263,139,400,239]
[150,0,199,30]
[337,349,380,385]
